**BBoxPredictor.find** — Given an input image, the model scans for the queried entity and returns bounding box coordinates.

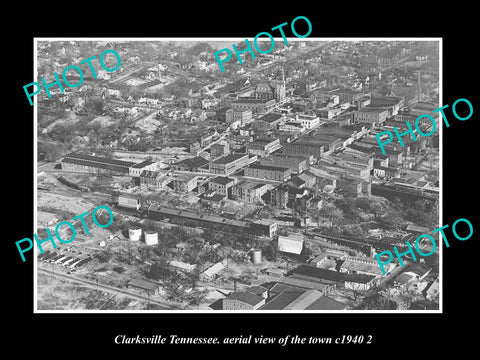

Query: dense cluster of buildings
[50,41,440,311]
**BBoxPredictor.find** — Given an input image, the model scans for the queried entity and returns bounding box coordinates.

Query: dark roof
[247,164,290,172]
[225,291,265,306]
[61,157,132,173]
[255,113,283,123]
[174,156,209,169]
[62,153,136,167]
[288,265,375,284]
[209,176,234,185]
[131,160,154,168]
[127,279,159,291]
[232,98,274,104]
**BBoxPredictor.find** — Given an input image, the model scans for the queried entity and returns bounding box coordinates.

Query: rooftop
[211,153,248,165]
[225,291,265,306]
[233,98,274,104]
[255,113,284,123]
[63,153,136,167]
[259,290,303,310]
[131,160,155,168]
[247,163,290,172]
[210,176,234,185]
[174,156,209,169]
[305,294,347,310]
[127,279,159,291]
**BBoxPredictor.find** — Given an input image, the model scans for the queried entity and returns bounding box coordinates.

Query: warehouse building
[244,163,292,182]
[246,138,281,157]
[127,279,160,296]
[209,153,251,175]
[61,153,136,174]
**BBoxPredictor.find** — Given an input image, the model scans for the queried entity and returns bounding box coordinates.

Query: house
[199,262,225,281]
[168,260,197,273]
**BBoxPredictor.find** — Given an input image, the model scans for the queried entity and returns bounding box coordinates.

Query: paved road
[37,267,178,310]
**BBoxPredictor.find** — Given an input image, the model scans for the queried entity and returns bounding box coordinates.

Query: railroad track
[37,267,179,310]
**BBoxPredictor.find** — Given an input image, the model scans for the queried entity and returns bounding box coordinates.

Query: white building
[277,234,304,255]
[296,113,320,129]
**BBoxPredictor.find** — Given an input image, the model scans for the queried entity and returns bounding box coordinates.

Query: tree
[317,204,344,228]
[263,244,278,262]
[144,261,172,281]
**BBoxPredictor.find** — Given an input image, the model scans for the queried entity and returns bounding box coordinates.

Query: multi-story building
[210,142,230,158]
[244,164,292,182]
[316,106,344,120]
[251,113,284,132]
[231,180,270,203]
[208,176,235,197]
[171,174,199,193]
[258,154,308,174]
[353,108,389,127]
[246,138,281,157]
[209,153,251,175]
[231,98,276,114]
[171,156,210,172]
[336,176,371,197]
[278,121,306,133]
[139,170,172,190]
[225,108,252,126]
[129,160,156,177]
[295,113,320,129]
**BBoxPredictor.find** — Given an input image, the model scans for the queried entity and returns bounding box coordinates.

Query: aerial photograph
[35,38,440,311]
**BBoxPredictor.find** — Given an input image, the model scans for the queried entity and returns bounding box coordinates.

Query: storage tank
[144,231,158,246]
[252,248,262,264]
[129,227,142,241]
